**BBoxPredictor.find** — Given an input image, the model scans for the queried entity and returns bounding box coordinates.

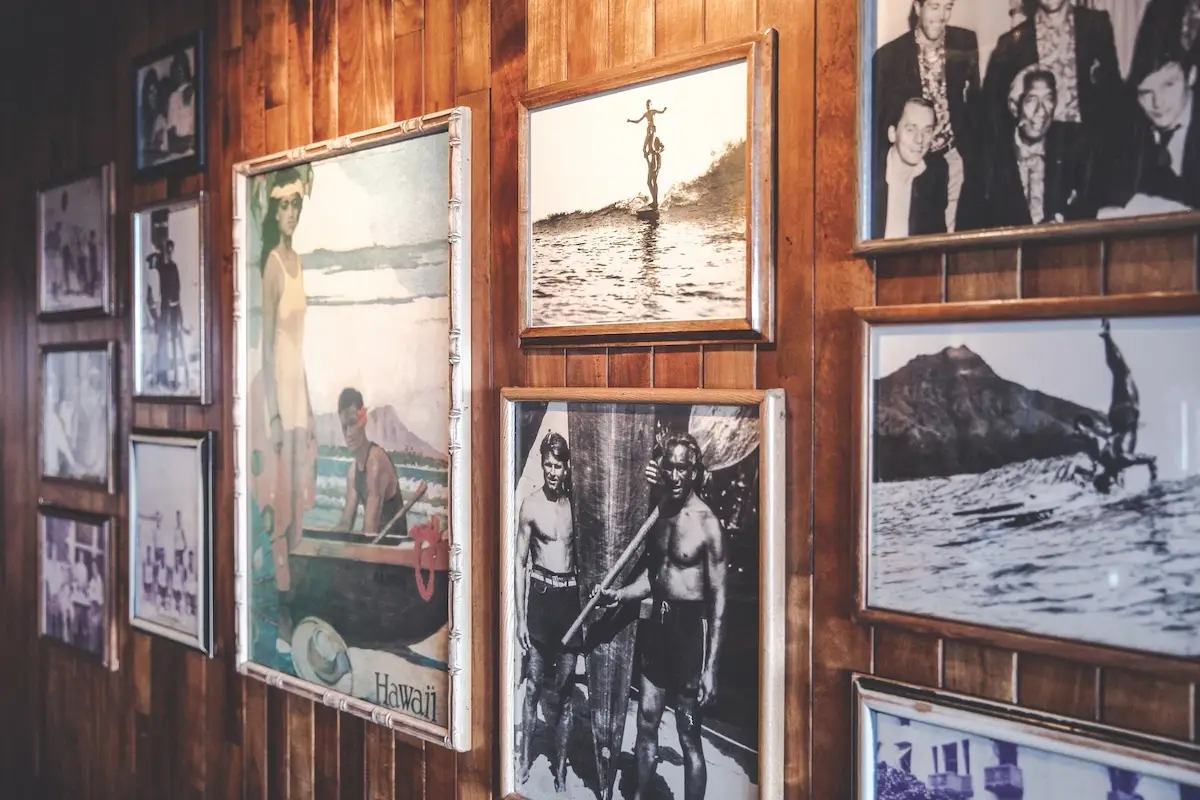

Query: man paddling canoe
[596,432,728,800]
[515,432,582,791]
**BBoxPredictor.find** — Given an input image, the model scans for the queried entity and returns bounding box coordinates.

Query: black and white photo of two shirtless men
[509,402,764,800]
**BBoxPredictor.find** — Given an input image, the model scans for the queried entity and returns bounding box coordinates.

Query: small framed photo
[499,388,786,800]
[854,675,1200,798]
[518,30,776,343]
[36,165,114,318]
[40,342,117,491]
[857,0,1200,253]
[38,506,118,670]
[134,31,205,181]
[129,430,214,656]
[132,194,210,401]
[857,294,1200,670]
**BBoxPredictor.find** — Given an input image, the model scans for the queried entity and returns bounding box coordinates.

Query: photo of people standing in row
[38,511,115,670]
[867,0,1200,241]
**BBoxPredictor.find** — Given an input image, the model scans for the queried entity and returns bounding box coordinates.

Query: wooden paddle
[368,480,428,545]
[560,505,661,646]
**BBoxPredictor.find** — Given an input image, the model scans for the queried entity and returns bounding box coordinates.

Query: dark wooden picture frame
[36,164,115,320]
[133,30,206,182]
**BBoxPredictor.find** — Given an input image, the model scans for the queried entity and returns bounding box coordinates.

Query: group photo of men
[508,402,765,800]
[137,510,201,633]
[869,0,1200,240]
[40,516,110,663]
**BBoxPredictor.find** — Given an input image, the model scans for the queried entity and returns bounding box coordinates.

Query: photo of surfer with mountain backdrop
[238,131,458,732]
[507,400,767,800]
[526,60,750,331]
[865,312,1200,658]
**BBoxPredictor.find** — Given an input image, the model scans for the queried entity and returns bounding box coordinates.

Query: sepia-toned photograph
[133,196,208,400]
[501,390,785,800]
[135,32,204,180]
[233,109,473,749]
[40,343,115,490]
[520,32,775,341]
[856,676,1200,799]
[37,166,112,317]
[861,308,1200,659]
[860,0,1200,247]
[130,431,213,655]
[38,508,116,670]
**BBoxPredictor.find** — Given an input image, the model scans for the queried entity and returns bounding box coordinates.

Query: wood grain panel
[243,0,268,156]
[1022,241,1102,298]
[423,0,455,111]
[610,0,653,66]
[1102,669,1192,740]
[338,716,366,799]
[312,703,339,798]
[425,746,457,800]
[705,0,754,39]
[946,249,1018,302]
[287,0,314,148]
[1017,654,1098,720]
[872,627,940,686]
[456,0,490,93]
[875,252,943,305]
[312,0,339,141]
[365,726,395,800]
[338,0,365,135]
[243,681,268,800]
[395,738,425,798]
[394,30,425,121]
[526,349,566,386]
[264,0,288,109]
[287,697,314,799]
[942,641,1014,702]
[608,348,652,386]
[565,349,608,386]
[651,346,701,388]
[566,0,608,77]
[654,0,703,54]
[526,0,566,89]
[395,0,425,35]
[1108,232,1196,294]
[363,0,396,127]
[702,344,755,388]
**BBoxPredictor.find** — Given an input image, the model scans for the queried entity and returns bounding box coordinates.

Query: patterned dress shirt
[1036,8,1081,123]
[915,29,954,153]
[1015,132,1047,224]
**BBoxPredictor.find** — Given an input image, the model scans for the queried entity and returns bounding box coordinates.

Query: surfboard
[569,402,656,800]
[635,208,660,221]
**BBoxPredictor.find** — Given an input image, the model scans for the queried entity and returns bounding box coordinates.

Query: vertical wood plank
[1023,242,1103,298]
[1102,669,1192,740]
[701,344,754,388]
[287,697,314,799]
[526,0,566,89]
[610,0,653,66]
[1017,654,1098,720]
[608,348,652,386]
[652,346,701,388]
[394,29,425,122]
[312,703,339,798]
[394,739,425,798]
[243,681,268,800]
[875,253,943,305]
[338,715,366,799]
[527,350,566,386]
[566,0,608,77]
[946,249,1018,302]
[872,627,941,686]
[565,349,608,386]
[705,0,754,40]
[264,0,289,110]
[457,0,491,94]
[287,0,314,148]
[942,641,1014,702]
[654,0,703,54]
[1108,233,1196,293]
[338,0,365,135]
[425,746,457,800]
[423,0,454,111]
[364,726,395,800]
[243,0,268,157]
[362,0,395,127]
[312,0,339,141]
[395,0,425,34]
[267,687,288,800]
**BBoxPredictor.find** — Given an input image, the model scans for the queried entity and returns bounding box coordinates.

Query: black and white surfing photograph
[504,398,779,800]
[129,432,212,654]
[864,312,1200,658]
[38,509,116,669]
[135,33,203,178]
[40,345,114,488]
[526,57,757,333]
[133,198,206,400]
[862,0,1200,244]
[37,169,111,316]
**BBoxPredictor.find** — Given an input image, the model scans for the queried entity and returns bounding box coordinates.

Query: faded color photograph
[38,172,109,315]
[528,61,750,329]
[41,347,112,486]
[241,131,454,729]
[134,200,204,398]
[508,401,763,800]
[39,511,112,667]
[865,313,1200,657]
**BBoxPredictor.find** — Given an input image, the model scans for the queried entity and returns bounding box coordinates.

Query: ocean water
[531,212,745,327]
[870,456,1200,656]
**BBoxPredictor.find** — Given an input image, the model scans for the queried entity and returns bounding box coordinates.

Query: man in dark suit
[872,97,950,239]
[1099,41,1199,215]
[983,0,1121,148]
[872,0,980,232]
[959,67,1096,230]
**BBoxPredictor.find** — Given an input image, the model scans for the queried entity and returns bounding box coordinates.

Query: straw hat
[290,616,353,692]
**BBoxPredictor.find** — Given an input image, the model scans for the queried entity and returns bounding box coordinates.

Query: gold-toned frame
[854,292,1200,680]
[498,387,786,799]
[518,31,777,345]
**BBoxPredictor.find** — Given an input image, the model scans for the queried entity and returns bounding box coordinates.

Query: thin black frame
[133,30,206,183]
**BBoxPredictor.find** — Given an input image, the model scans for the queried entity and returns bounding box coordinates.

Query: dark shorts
[640,599,706,697]
[527,568,582,652]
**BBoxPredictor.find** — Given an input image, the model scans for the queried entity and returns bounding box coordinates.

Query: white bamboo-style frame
[231,108,473,751]
[131,193,211,403]
[498,387,786,800]
[128,430,215,656]
[854,675,1200,798]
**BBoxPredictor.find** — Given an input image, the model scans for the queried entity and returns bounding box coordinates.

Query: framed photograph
[232,108,473,750]
[857,0,1200,253]
[40,342,117,491]
[854,675,1200,799]
[132,194,210,402]
[499,388,785,800]
[129,430,214,655]
[36,165,114,318]
[38,507,118,670]
[518,30,776,343]
[134,31,205,181]
[857,293,1200,671]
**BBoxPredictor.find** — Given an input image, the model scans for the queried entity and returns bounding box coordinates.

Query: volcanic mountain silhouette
[874,345,1103,482]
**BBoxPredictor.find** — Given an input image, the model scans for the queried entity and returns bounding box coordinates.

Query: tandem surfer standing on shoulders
[596,432,728,800]
[515,432,582,792]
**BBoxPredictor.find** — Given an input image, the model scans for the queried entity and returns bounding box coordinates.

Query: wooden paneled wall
[0,0,1195,796]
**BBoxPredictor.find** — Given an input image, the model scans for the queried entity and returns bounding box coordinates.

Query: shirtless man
[596,432,727,800]
[646,136,665,210]
[515,432,581,791]
[335,387,406,536]
[628,99,668,156]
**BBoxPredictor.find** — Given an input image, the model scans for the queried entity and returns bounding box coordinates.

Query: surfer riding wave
[1070,319,1158,495]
